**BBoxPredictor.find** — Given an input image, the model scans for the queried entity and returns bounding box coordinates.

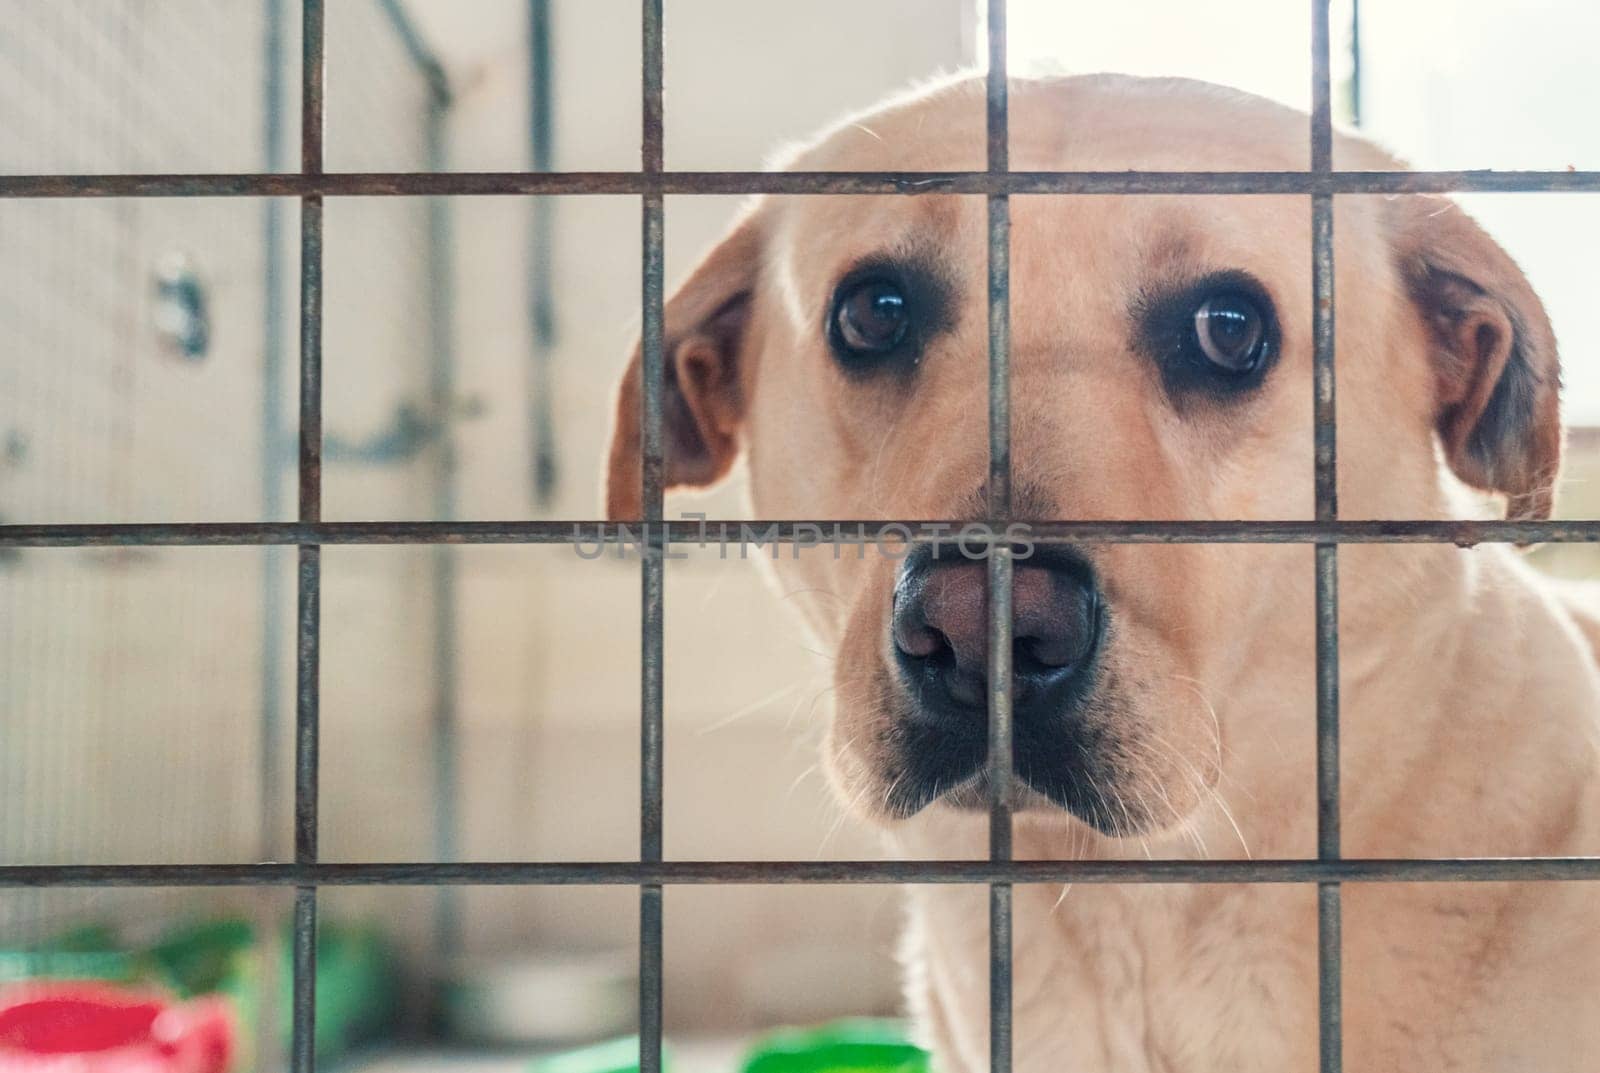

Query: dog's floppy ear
[604,209,764,520]
[1389,195,1562,520]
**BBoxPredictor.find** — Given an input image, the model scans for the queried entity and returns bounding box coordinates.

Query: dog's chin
[879,757,1159,839]
[874,700,1163,837]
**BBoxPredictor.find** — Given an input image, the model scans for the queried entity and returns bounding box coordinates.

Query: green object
[36,925,122,953]
[0,924,136,985]
[529,1036,667,1073]
[0,915,399,1068]
[146,918,258,998]
[276,919,400,1060]
[741,1019,930,1073]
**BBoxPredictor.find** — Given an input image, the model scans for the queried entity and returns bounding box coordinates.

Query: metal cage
[4,3,1600,1072]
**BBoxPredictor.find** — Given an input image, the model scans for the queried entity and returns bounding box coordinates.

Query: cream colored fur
[605,74,1600,1071]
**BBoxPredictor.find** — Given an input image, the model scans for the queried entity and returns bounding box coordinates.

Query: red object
[0,984,233,1073]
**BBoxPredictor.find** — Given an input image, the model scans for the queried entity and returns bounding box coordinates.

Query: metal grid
[4,2,1600,1072]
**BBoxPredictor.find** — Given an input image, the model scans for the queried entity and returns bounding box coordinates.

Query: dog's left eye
[830,277,912,362]
[826,259,955,372]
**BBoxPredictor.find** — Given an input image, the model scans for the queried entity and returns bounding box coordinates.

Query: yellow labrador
[604,75,1600,1071]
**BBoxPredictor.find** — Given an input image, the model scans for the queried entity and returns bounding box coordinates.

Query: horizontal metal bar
[4,857,1599,888]
[3,170,1600,199]
[4,518,1599,548]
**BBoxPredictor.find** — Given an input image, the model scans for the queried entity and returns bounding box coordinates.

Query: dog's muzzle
[884,543,1104,815]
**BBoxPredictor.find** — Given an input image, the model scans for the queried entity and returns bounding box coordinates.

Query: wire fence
[4,3,1599,1073]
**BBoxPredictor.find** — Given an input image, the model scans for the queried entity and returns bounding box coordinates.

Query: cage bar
[984,3,1014,1071]
[293,2,326,1070]
[1309,1,1342,1069]
[7,518,1600,548]
[5,170,1600,198]
[639,2,666,1071]
[5,856,1600,888]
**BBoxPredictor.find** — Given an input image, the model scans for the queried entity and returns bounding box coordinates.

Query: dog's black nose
[891,547,1100,721]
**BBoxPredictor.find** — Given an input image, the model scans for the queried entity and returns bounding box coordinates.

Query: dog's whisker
[1209,788,1253,859]
[778,585,846,606]
[697,681,807,735]
[786,762,821,800]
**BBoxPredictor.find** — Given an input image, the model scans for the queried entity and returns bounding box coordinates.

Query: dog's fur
[604,75,1600,1071]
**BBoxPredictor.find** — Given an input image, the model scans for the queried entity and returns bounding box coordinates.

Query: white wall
[1,0,971,1035]
[397,0,973,1030]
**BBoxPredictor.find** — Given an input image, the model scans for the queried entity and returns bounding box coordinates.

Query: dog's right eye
[829,277,912,363]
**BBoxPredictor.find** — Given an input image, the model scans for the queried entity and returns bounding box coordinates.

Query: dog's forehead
[763,75,1384,311]
[783,73,1325,175]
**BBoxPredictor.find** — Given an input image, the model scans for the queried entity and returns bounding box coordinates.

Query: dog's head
[603,75,1562,839]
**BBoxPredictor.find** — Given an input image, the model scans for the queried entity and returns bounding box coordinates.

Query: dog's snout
[891,548,1101,722]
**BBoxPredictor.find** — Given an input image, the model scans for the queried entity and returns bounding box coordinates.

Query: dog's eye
[1133,272,1278,400]
[1192,291,1268,374]
[831,278,911,360]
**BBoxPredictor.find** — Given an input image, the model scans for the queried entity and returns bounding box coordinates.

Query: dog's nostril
[1015,632,1074,671]
[892,618,946,661]
[1014,586,1097,673]
[892,561,988,673]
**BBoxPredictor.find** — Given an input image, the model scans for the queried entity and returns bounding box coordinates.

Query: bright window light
[1003,0,1319,111]
[1003,0,1598,424]
[1358,0,1600,424]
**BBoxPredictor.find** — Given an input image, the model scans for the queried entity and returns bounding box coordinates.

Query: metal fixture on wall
[152,253,210,361]
[258,0,464,969]
[529,0,559,508]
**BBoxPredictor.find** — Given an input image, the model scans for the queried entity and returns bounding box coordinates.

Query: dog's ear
[604,209,764,520]
[1389,195,1562,520]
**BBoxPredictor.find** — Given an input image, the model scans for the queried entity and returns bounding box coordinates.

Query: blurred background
[1,1,1596,1070]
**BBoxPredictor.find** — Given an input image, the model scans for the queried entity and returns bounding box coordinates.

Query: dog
[603,74,1600,1071]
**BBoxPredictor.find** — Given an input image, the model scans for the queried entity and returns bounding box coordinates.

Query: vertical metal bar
[301,0,325,180]
[985,551,1014,1073]
[1310,1,1342,1071]
[294,2,325,1070]
[294,542,321,871]
[299,197,324,524]
[639,3,666,1072]
[985,3,1013,1072]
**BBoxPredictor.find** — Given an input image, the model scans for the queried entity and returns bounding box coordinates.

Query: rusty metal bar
[6,170,1600,198]
[985,4,1013,1070]
[4,857,1599,888]
[639,3,666,1071]
[7,518,1600,548]
[293,3,325,1070]
[297,201,324,521]
[1310,1,1342,1070]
